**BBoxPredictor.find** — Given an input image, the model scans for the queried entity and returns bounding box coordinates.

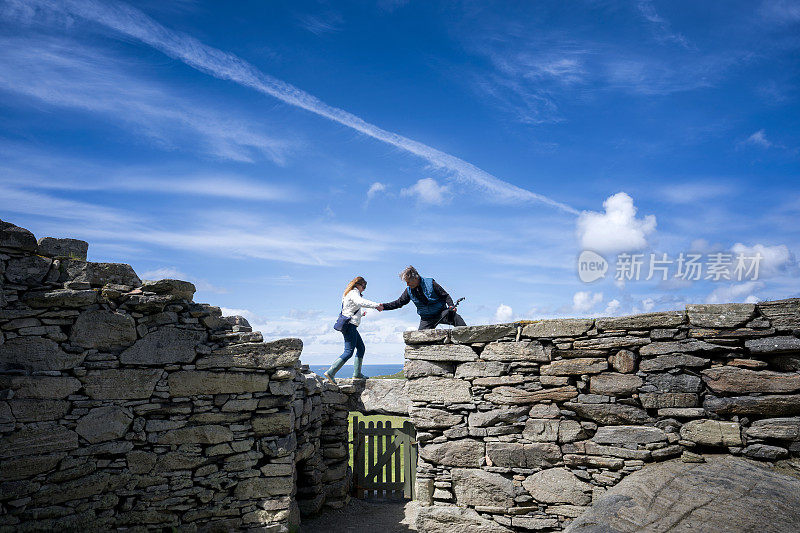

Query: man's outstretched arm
[381,290,410,311]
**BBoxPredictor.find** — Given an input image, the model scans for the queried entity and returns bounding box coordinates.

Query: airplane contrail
[8,0,578,214]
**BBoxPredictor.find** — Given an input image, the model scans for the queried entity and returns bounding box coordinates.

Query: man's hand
[362,311,367,316]
[377,304,384,312]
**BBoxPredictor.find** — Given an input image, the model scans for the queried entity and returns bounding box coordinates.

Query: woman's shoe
[323,371,336,384]
[353,373,368,379]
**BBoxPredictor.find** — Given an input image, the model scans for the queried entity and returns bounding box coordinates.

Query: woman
[324,276,383,383]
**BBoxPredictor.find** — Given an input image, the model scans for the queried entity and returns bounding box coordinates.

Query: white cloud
[730,243,794,276]
[604,299,621,316]
[573,291,603,313]
[366,182,387,202]
[659,183,732,204]
[6,0,576,213]
[576,192,657,254]
[743,129,772,148]
[640,297,655,312]
[495,304,513,322]
[706,281,764,304]
[401,178,451,205]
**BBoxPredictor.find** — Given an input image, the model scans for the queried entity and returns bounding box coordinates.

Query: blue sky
[1,0,798,364]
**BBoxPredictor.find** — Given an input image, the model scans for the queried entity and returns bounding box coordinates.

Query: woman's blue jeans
[327,322,365,378]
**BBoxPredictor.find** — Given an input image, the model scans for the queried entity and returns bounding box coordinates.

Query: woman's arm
[348,289,381,309]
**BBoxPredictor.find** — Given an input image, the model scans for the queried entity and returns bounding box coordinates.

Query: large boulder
[63,260,141,287]
[141,279,196,300]
[75,406,133,443]
[120,327,206,365]
[341,379,409,415]
[565,455,800,533]
[452,468,515,507]
[0,336,85,371]
[416,506,512,533]
[523,467,592,505]
[0,220,37,251]
[4,255,52,285]
[37,237,88,260]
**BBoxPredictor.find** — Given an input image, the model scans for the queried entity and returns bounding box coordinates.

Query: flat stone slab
[702,365,800,394]
[201,338,303,369]
[522,319,594,338]
[403,329,448,344]
[0,336,85,372]
[687,303,756,328]
[564,455,800,533]
[407,376,471,403]
[564,402,653,425]
[168,371,271,396]
[593,425,667,445]
[596,311,685,331]
[746,417,800,440]
[0,219,37,251]
[639,354,709,372]
[486,441,561,468]
[680,419,742,446]
[485,385,578,404]
[405,343,477,362]
[450,324,516,344]
[481,340,549,362]
[452,468,515,507]
[590,373,643,395]
[81,369,162,400]
[120,327,206,365]
[639,340,722,356]
[523,468,592,505]
[705,394,800,417]
[416,506,512,533]
[541,358,608,375]
[757,299,800,330]
[745,336,800,353]
[37,237,88,260]
[70,310,137,350]
[341,378,409,415]
[419,438,485,467]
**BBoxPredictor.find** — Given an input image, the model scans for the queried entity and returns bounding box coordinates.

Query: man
[381,265,466,330]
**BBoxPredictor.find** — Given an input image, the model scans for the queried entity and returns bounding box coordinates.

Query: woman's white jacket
[342,289,380,327]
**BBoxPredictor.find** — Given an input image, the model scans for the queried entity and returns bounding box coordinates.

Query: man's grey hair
[399,265,421,282]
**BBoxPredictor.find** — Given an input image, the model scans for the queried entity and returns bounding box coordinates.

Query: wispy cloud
[296,12,343,35]
[742,129,773,148]
[0,35,294,164]
[636,0,692,49]
[658,182,734,204]
[400,178,450,205]
[1,0,575,214]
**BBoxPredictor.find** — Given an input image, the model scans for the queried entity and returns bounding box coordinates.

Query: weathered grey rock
[416,506,512,533]
[8,399,70,422]
[452,468,514,507]
[404,359,453,378]
[4,255,52,285]
[75,406,133,443]
[64,260,141,287]
[420,439,484,467]
[0,423,78,458]
[590,373,643,395]
[564,402,653,425]
[485,385,578,404]
[523,418,560,441]
[0,375,82,399]
[405,343,477,362]
[120,327,206,365]
[705,394,800,417]
[234,476,292,499]
[522,318,594,338]
[679,419,742,446]
[639,354,709,372]
[407,376,471,403]
[573,336,650,350]
[687,303,756,328]
[81,369,162,399]
[0,453,63,481]
[24,288,98,307]
[564,456,800,533]
[745,336,800,354]
[523,468,592,505]
[455,361,506,378]
[468,407,528,427]
[403,329,448,344]
[645,373,702,393]
[345,379,409,415]
[609,349,638,373]
[141,279,196,300]
[541,358,607,375]
[743,444,789,460]
[0,220,37,251]
[758,299,800,330]
[746,417,800,440]
[485,441,561,468]
[200,338,303,369]
[702,365,800,394]
[410,407,464,429]
[450,324,516,344]
[252,411,294,436]
[159,425,233,444]
[559,419,588,443]
[639,392,698,409]
[168,371,270,396]
[639,340,723,356]
[0,336,84,371]
[36,237,88,260]
[596,311,685,331]
[592,425,666,445]
[70,310,137,350]
[481,340,549,362]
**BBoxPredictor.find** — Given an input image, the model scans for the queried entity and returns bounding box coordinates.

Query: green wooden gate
[352,417,417,499]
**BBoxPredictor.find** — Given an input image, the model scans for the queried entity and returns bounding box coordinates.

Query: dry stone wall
[0,219,350,532]
[405,302,800,532]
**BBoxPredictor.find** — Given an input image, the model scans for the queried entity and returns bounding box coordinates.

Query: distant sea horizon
[308,364,403,378]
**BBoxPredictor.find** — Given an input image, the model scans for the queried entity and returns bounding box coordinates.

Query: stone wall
[0,219,350,532]
[404,302,800,532]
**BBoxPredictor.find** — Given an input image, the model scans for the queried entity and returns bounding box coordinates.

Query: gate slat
[368,421,375,499]
[376,421,384,498]
[394,426,401,498]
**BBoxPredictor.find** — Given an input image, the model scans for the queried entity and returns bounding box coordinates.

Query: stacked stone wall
[0,219,350,532]
[405,301,800,532]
